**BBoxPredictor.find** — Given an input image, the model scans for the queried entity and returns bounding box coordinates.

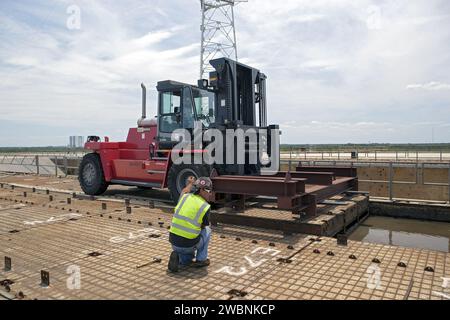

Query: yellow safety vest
[170,193,210,239]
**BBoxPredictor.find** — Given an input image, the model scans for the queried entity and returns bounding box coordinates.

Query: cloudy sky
[1,0,450,146]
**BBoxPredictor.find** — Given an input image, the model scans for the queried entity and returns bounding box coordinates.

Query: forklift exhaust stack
[137,83,154,127]
[141,83,146,119]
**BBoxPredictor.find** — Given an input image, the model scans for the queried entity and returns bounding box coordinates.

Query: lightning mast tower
[199,0,246,79]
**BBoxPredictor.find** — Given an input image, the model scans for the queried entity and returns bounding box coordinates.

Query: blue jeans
[171,227,211,265]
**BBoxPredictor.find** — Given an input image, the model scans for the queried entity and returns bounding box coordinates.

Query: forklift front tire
[78,153,109,195]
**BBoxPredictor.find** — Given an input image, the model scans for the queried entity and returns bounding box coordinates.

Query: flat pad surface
[0,177,449,300]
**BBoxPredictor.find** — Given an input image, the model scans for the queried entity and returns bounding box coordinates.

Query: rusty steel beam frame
[211,177,360,235]
[210,211,324,235]
[271,171,335,185]
[296,165,357,177]
[210,169,358,219]
[211,172,317,215]
[211,175,306,196]
[277,193,316,216]
[306,177,358,203]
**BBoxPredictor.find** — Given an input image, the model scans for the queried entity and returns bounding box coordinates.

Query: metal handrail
[281,149,450,162]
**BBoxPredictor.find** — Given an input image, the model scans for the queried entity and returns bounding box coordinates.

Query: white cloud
[406,82,450,91]
[0,1,200,141]
[0,0,450,146]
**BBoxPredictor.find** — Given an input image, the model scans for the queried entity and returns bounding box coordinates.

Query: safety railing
[0,151,86,157]
[281,149,450,162]
[0,155,80,176]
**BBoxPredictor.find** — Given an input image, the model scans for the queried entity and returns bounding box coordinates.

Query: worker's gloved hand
[181,176,197,195]
[187,176,196,185]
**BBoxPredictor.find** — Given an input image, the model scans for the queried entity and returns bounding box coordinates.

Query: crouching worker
[168,177,213,273]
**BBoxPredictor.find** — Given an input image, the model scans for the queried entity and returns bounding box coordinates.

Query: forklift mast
[208,58,267,128]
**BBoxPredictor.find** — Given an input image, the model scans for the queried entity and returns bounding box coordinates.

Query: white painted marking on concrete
[214,266,248,276]
[24,213,82,226]
[244,256,267,268]
[109,228,161,244]
[432,291,450,300]
[214,246,282,277]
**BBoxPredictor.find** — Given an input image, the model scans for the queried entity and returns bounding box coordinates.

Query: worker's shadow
[165,266,209,279]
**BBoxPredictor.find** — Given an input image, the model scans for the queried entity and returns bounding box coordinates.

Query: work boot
[192,259,210,268]
[168,251,179,272]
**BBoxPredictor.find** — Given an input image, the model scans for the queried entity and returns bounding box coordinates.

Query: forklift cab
[154,58,275,175]
[156,80,216,149]
[156,57,269,148]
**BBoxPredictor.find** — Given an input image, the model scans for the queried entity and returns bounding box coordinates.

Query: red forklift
[79,58,280,201]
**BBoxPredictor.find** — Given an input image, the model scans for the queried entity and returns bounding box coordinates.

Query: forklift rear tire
[168,164,210,203]
[78,153,109,195]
